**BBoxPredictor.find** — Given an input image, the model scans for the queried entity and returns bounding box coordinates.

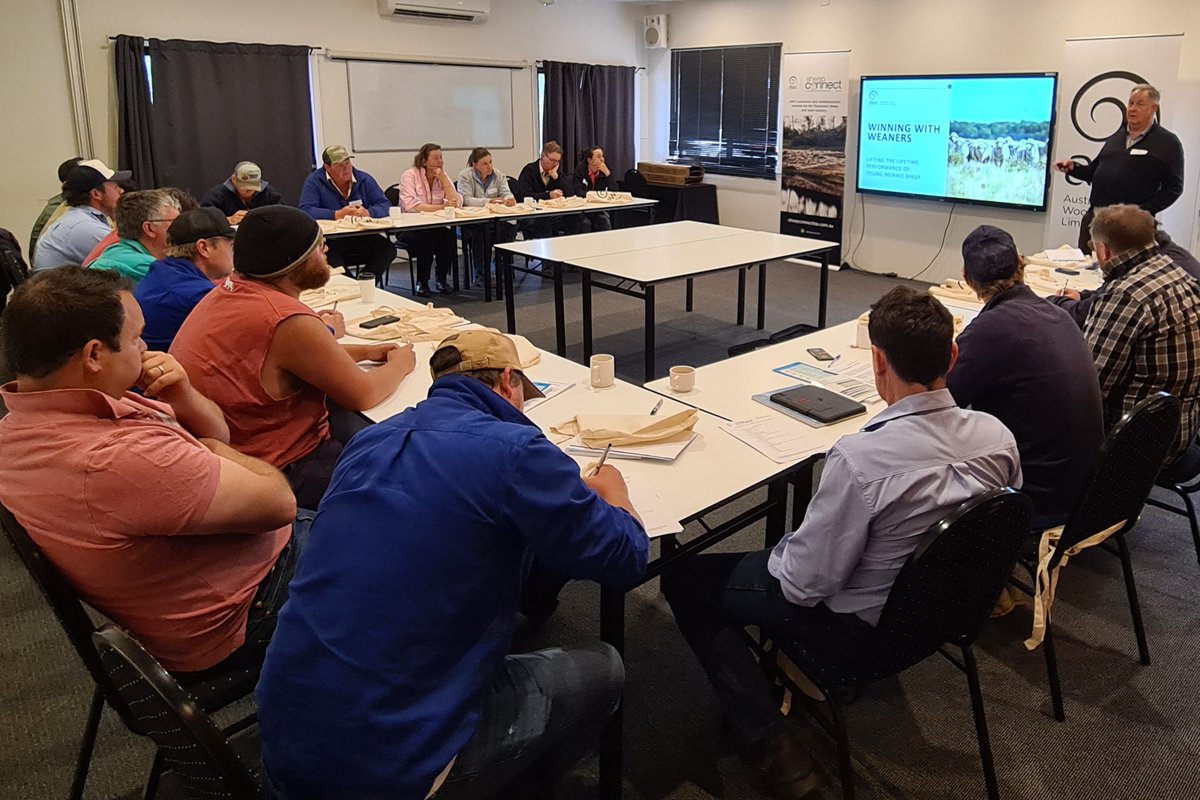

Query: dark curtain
[542,61,636,180]
[145,39,313,203]
[114,35,157,188]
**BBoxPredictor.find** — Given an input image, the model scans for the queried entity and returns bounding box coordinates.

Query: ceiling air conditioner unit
[378,0,490,23]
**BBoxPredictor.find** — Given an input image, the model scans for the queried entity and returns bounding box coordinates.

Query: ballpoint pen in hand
[650,398,664,415]
[588,443,613,478]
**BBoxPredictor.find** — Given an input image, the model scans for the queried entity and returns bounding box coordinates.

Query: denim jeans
[661,549,872,748]
[435,642,624,800]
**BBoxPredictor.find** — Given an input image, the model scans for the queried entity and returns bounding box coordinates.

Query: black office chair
[1010,391,1181,722]
[1146,442,1200,565]
[0,504,260,800]
[93,625,262,800]
[623,168,649,197]
[769,488,1032,800]
[507,175,524,203]
[384,183,400,208]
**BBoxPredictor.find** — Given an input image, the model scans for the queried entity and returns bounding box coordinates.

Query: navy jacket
[298,167,391,220]
[948,284,1105,523]
[199,179,284,217]
[515,159,572,201]
[256,375,648,799]
[1073,122,1185,214]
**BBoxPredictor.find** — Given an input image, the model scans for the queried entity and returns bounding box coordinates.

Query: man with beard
[171,206,416,509]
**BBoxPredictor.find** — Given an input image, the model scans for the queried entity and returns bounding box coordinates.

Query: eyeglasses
[146,218,176,224]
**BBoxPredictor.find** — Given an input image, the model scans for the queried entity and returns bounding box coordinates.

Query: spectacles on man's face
[543,155,561,165]
[146,218,176,225]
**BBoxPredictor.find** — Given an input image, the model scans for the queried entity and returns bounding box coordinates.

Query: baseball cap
[63,159,133,194]
[321,144,352,166]
[431,329,545,399]
[232,161,263,191]
[962,225,1020,285]
[168,207,236,247]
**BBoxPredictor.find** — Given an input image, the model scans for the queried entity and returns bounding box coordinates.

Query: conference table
[495,221,838,378]
[319,274,807,800]
[320,198,657,302]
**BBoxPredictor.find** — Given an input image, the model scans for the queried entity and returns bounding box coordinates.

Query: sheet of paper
[827,359,883,405]
[774,361,879,405]
[522,380,574,412]
[1043,247,1087,263]
[721,416,827,464]
[567,431,698,463]
[624,476,683,537]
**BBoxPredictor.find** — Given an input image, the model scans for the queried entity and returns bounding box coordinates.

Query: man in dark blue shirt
[256,329,649,800]
[948,225,1105,527]
[298,144,396,281]
[133,208,234,351]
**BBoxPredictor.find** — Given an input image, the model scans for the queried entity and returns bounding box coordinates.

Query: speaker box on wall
[643,14,667,49]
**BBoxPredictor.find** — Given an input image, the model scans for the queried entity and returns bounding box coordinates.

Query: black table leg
[553,262,566,357]
[685,278,694,312]
[504,251,516,333]
[757,263,767,330]
[790,458,817,533]
[645,283,656,380]
[599,585,626,800]
[582,270,594,364]
[483,234,492,303]
[766,478,789,548]
[736,268,747,326]
[819,251,829,329]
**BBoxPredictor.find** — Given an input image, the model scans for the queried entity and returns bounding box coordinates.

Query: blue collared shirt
[256,375,648,800]
[33,206,111,270]
[133,257,218,351]
[768,388,1022,625]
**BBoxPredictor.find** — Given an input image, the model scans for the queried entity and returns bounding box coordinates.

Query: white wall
[2,0,647,249]
[645,0,1200,282]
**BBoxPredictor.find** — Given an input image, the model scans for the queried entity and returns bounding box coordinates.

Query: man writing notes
[256,329,648,800]
[948,225,1104,529]
[0,268,301,674]
[200,161,284,225]
[298,144,396,281]
[1054,84,1184,252]
[662,287,1021,800]
[171,206,415,510]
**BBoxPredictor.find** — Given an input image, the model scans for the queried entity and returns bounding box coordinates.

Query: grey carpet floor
[3,257,1199,799]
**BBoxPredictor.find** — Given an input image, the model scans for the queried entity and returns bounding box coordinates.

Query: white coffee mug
[856,313,871,349]
[590,354,615,388]
[358,273,377,303]
[388,206,404,221]
[524,197,536,209]
[669,365,696,393]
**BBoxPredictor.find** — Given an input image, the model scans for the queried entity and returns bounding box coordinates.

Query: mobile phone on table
[1055,267,1080,276]
[359,315,401,329]
[807,347,836,362]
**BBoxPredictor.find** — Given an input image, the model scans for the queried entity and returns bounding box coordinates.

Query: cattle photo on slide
[946,121,1050,207]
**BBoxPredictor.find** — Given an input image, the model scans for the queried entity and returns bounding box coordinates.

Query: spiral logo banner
[1043,36,1181,251]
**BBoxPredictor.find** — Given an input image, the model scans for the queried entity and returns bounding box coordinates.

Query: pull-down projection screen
[346,60,515,152]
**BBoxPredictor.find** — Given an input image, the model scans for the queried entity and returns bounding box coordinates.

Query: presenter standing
[1054,83,1184,252]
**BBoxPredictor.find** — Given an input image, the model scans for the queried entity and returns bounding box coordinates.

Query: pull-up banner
[780,50,850,263]
[1045,35,1182,250]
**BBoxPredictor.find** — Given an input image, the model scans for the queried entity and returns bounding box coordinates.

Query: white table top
[313,276,790,534]
[571,230,835,284]
[495,220,747,261]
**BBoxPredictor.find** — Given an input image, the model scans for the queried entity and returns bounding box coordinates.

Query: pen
[332,301,338,313]
[588,443,613,477]
[650,398,664,415]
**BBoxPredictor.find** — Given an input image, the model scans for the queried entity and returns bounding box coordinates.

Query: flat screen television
[856,72,1059,211]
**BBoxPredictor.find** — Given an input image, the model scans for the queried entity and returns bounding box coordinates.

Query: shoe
[437,281,454,294]
[414,282,430,297]
[740,729,820,800]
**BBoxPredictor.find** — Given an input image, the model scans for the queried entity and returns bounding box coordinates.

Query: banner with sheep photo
[780,50,850,264]
[1044,35,1182,251]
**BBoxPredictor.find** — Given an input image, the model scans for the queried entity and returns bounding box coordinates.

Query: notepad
[567,431,698,463]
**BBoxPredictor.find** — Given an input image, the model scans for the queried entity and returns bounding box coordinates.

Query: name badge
[1130,148,1149,156]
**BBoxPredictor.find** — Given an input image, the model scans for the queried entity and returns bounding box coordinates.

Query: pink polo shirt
[0,384,290,672]
[398,166,449,212]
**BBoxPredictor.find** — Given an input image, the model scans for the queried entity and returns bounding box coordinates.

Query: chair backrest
[868,488,1032,679]
[507,175,523,202]
[384,183,400,207]
[623,168,649,196]
[93,625,261,799]
[1055,392,1181,566]
[0,503,145,726]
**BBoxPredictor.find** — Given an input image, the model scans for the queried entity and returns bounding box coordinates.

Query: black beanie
[234,205,321,279]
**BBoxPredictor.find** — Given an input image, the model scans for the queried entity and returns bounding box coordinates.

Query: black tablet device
[770,385,866,424]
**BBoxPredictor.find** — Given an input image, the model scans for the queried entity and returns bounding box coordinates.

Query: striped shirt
[1083,244,1200,460]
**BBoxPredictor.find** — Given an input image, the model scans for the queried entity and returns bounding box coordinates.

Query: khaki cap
[431,329,545,399]
[233,161,263,190]
[321,144,352,165]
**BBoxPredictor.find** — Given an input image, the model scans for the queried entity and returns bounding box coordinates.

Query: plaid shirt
[1083,244,1200,460]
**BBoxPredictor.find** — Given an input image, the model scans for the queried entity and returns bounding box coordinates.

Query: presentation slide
[856,74,1057,211]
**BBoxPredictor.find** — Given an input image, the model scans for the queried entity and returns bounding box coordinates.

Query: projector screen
[856,73,1058,211]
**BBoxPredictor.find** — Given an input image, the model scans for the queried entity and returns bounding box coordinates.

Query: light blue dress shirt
[768,388,1022,625]
[33,206,111,270]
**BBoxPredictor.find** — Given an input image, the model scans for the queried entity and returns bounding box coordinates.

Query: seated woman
[398,143,462,296]
[456,148,518,286]
[572,146,614,232]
